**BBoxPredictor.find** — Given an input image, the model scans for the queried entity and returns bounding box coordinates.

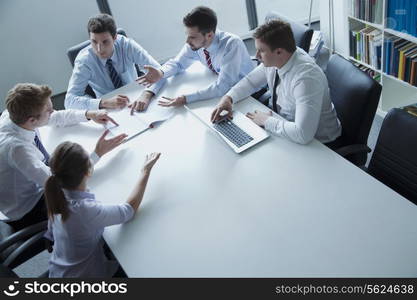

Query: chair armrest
[335,144,371,157]
[3,231,46,268]
[0,220,47,252]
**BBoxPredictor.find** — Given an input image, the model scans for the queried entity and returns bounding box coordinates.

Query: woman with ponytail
[45,141,160,277]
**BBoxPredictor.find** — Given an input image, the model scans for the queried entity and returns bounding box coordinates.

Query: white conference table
[41,62,417,277]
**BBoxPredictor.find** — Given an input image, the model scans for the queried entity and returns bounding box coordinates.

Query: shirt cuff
[226,90,240,104]
[147,78,165,95]
[89,151,100,165]
[160,65,170,78]
[73,110,90,123]
[184,93,199,103]
[264,116,281,133]
[88,98,101,110]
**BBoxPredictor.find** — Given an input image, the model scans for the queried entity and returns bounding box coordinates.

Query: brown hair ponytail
[44,142,91,222]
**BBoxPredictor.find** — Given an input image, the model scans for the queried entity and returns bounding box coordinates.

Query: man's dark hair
[183,6,217,34]
[253,19,296,53]
[87,13,117,37]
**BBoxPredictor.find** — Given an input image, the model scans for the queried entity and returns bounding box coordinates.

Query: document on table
[105,99,174,141]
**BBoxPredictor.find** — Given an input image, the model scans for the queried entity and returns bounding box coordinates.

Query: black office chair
[367,108,417,204]
[66,28,143,98]
[0,220,48,277]
[252,11,314,104]
[264,11,313,53]
[325,54,382,166]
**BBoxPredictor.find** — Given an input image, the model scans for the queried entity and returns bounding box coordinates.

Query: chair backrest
[326,54,381,163]
[367,108,417,204]
[265,11,313,52]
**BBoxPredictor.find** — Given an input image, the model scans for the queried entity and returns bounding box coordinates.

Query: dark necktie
[106,59,123,89]
[34,134,50,165]
[203,49,218,74]
[272,70,280,113]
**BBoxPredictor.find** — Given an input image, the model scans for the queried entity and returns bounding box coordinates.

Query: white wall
[108,0,250,62]
[256,0,320,24]
[319,0,349,55]
[0,0,329,112]
[0,0,99,110]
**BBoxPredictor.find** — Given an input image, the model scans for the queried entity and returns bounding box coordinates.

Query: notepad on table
[105,99,174,141]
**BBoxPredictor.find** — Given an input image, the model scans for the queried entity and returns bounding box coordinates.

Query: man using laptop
[65,13,165,112]
[137,6,254,107]
[211,20,341,145]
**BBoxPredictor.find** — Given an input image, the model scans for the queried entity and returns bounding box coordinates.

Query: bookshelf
[345,0,417,116]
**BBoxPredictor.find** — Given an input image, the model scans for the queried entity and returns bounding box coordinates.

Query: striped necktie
[106,59,123,89]
[34,134,50,165]
[203,49,218,74]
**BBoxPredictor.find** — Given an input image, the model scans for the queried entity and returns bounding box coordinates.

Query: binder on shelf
[351,0,384,24]
[398,43,416,80]
[349,0,417,88]
[403,46,417,82]
[387,0,417,38]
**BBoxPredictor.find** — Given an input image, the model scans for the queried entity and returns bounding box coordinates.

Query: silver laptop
[186,104,269,153]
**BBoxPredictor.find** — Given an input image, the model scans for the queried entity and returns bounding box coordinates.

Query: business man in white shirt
[65,14,165,113]
[211,20,341,145]
[137,6,254,107]
[0,83,127,230]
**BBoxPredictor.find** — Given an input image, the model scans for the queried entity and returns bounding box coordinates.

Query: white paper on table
[105,99,174,141]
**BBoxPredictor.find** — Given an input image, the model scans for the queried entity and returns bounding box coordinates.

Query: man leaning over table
[211,20,342,146]
[137,6,254,107]
[65,13,165,113]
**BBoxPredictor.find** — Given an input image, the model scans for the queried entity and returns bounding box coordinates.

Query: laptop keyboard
[213,120,254,148]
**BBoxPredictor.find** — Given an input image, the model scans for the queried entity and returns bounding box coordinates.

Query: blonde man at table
[137,6,254,107]
[65,13,165,113]
[211,20,341,145]
[0,83,127,231]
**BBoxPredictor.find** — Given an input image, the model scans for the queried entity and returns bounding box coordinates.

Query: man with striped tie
[65,14,165,113]
[137,6,254,107]
[0,83,127,230]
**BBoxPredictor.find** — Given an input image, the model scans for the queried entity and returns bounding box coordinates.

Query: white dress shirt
[0,110,99,221]
[65,35,166,110]
[227,47,341,144]
[160,30,254,103]
[48,189,134,278]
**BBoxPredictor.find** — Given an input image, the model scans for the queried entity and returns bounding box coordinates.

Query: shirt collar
[63,189,95,201]
[99,46,118,67]
[4,112,36,142]
[277,47,299,77]
[204,30,220,54]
